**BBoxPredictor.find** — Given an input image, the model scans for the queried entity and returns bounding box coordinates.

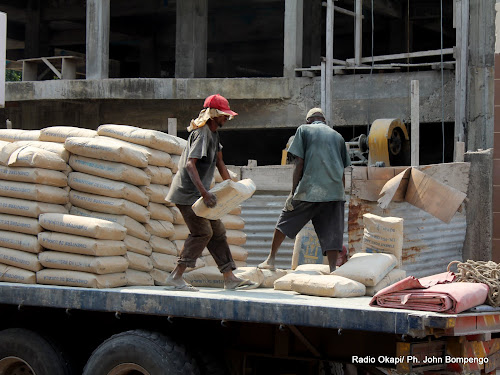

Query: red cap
[203,94,238,116]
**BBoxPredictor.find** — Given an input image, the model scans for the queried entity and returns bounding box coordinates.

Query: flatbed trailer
[0,283,499,375]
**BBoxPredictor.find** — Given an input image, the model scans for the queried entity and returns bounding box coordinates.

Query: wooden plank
[346,48,454,64]
[61,58,77,80]
[411,80,420,166]
[417,162,470,194]
[41,57,62,79]
[351,166,367,180]
[367,167,395,180]
[22,61,37,81]
[354,0,362,66]
[352,179,408,202]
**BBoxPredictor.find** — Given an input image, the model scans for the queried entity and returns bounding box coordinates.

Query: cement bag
[235,260,246,268]
[149,236,177,255]
[291,275,366,298]
[0,129,40,142]
[97,124,186,155]
[126,269,154,286]
[274,270,323,291]
[365,269,407,296]
[169,206,185,224]
[0,180,69,204]
[332,253,397,287]
[183,266,224,288]
[40,126,97,143]
[191,179,256,220]
[69,206,150,241]
[260,269,288,288]
[233,267,264,287]
[150,252,178,272]
[145,220,175,238]
[69,191,150,223]
[69,155,151,186]
[199,255,217,267]
[150,268,170,286]
[0,247,42,272]
[8,146,67,170]
[124,235,152,256]
[221,214,245,230]
[15,141,70,162]
[144,166,172,185]
[0,142,22,165]
[214,169,239,183]
[68,172,149,206]
[0,197,67,218]
[125,251,153,272]
[170,155,180,173]
[98,136,172,167]
[36,269,127,288]
[0,230,41,253]
[226,230,246,246]
[229,206,242,216]
[0,213,41,235]
[169,224,190,240]
[295,264,331,275]
[362,213,404,267]
[64,137,149,168]
[0,167,67,187]
[229,245,248,261]
[39,251,128,274]
[141,184,170,204]
[0,264,36,284]
[291,222,327,270]
[148,202,174,222]
[38,232,126,256]
[39,213,127,240]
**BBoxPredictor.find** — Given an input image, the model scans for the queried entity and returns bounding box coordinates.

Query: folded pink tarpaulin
[370,272,489,313]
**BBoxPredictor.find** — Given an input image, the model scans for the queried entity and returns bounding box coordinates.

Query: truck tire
[0,328,71,375]
[82,329,199,375]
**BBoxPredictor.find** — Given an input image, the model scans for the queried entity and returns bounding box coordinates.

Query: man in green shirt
[258,108,351,272]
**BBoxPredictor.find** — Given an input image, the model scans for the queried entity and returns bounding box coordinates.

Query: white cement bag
[98,136,172,167]
[69,155,151,186]
[150,252,178,272]
[64,137,149,168]
[149,236,177,255]
[291,221,326,270]
[69,191,150,223]
[214,169,239,183]
[8,146,68,170]
[260,269,288,288]
[233,267,264,287]
[191,179,256,220]
[169,206,185,224]
[40,127,97,143]
[39,251,128,274]
[0,180,69,204]
[0,264,36,284]
[0,142,21,165]
[0,213,41,235]
[295,264,331,275]
[148,203,174,222]
[97,124,186,155]
[0,197,67,218]
[365,269,407,296]
[229,206,242,216]
[291,275,366,298]
[226,230,246,246]
[183,266,224,288]
[126,269,154,286]
[145,220,175,238]
[221,214,245,230]
[144,166,172,185]
[0,247,42,271]
[124,235,152,256]
[150,268,170,286]
[141,184,170,204]
[0,230,41,253]
[169,224,190,240]
[38,232,126,256]
[170,155,180,173]
[39,213,127,240]
[15,141,70,162]
[229,245,248,262]
[68,172,149,206]
[0,129,40,142]
[36,269,126,288]
[125,251,153,272]
[69,206,150,241]
[332,253,397,287]
[362,213,404,267]
[274,270,323,291]
[0,167,67,187]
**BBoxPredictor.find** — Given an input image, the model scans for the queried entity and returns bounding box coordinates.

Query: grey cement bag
[38,232,126,256]
[36,269,127,288]
[0,180,69,204]
[0,264,36,284]
[126,269,154,286]
[0,230,41,253]
[0,196,67,218]
[125,251,153,272]
[0,213,42,235]
[69,155,151,186]
[39,251,128,274]
[149,236,177,256]
[124,235,152,256]
[0,247,42,272]
[40,127,97,143]
[0,167,67,187]
[143,166,172,185]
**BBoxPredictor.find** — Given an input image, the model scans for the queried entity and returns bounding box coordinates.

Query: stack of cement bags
[0,139,70,284]
[0,129,41,142]
[37,213,128,288]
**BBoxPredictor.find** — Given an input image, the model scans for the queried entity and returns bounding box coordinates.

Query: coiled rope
[447,260,500,307]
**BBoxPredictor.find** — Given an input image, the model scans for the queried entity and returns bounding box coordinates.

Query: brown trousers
[176,204,236,273]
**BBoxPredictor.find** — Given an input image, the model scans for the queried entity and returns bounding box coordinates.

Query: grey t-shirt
[166,125,222,205]
[288,121,351,202]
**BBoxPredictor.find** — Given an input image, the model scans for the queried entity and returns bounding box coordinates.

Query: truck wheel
[0,328,71,375]
[82,330,199,375]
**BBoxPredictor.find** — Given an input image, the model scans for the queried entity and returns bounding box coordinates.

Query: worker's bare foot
[257,258,276,271]
[165,275,198,292]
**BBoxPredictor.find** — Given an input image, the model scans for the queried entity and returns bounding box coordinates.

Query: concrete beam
[86,0,110,80]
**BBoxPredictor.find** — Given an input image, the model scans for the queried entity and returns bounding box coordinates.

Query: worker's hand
[284,194,294,212]
[203,192,217,208]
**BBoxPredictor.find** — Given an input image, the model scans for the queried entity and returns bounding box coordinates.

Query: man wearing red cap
[165,94,256,291]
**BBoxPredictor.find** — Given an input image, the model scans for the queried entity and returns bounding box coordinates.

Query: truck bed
[2,283,499,338]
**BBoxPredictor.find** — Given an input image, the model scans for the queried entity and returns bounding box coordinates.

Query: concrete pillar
[86,0,110,80]
[283,0,303,77]
[175,0,207,78]
[302,0,321,68]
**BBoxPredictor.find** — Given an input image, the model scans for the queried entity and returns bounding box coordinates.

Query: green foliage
[6,69,21,82]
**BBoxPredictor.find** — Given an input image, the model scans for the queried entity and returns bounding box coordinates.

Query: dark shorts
[276,200,345,255]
